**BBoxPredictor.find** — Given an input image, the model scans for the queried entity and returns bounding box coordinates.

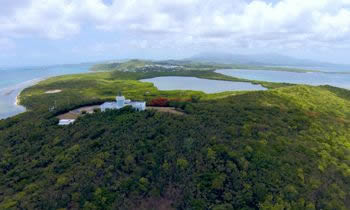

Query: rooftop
[58,119,75,126]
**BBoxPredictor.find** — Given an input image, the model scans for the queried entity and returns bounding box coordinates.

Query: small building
[58,119,75,126]
[100,95,146,112]
[130,101,146,111]
[116,96,125,108]
[100,102,117,112]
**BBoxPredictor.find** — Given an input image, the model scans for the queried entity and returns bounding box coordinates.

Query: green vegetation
[17,69,289,116]
[218,64,320,73]
[90,59,319,73]
[90,59,153,72]
[0,66,350,209]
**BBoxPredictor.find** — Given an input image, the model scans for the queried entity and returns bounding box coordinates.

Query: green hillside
[0,70,349,209]
[90,60,153,72]
[16,70,289,115]
[90,59,317,73]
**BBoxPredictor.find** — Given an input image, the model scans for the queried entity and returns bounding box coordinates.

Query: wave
[0,77,47,96]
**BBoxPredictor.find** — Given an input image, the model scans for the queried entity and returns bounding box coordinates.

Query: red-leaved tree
[149,97,169,107]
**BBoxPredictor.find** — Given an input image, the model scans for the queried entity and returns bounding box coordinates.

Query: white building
[100,102,116,112]
[130,101,146,111]
[58,119,75,126]
[100,95,146,112]
[116,96,125,108]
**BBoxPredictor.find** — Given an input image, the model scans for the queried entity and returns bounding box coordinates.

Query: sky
[1,0,350,67]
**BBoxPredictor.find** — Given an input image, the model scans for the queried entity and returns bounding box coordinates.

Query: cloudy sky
[1,0,350,66]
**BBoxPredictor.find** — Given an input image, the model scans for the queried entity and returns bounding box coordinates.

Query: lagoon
[216,69,350,89]
[141,76,266,93]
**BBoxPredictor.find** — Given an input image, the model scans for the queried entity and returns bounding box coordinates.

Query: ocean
[0,64,92,119]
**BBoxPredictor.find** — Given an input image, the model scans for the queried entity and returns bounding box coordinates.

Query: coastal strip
[0,77,48,120]
[15,93,21,106]
[12,77,48,106]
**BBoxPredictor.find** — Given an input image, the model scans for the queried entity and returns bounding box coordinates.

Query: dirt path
[57,105,100,120]
[57,105,185,120]
[147,107,185,115]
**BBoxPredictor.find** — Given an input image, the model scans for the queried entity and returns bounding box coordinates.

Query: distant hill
[90,59,153,72]
[189,52,350,71]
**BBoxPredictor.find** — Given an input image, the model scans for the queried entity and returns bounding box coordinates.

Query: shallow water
[0,64,92,119]
[216,69,350,89]
[0,89,26,120]
[140,76,266,93]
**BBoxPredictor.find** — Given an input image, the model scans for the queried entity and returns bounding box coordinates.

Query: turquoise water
[216,69,350,89]
[0,64,92,119]
[141,76,266,93]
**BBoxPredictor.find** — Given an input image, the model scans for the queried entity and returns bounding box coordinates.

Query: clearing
[45,89,62,94]
[147,106,185,115]
[57,105,100,120]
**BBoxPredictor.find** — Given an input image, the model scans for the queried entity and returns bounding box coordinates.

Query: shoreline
[11,71,95,106]
[15,93,21,106]
[5,71,94,109]
[0,77,48,120]
[0,77,47,109]
[13,77,48,106]
[1,66,93,120]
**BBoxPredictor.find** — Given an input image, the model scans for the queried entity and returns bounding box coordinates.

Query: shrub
[149,97,169,107]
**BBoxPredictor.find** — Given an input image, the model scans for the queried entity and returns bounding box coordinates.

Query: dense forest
[0,65,350,209]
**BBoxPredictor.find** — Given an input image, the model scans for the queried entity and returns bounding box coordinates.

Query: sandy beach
[0,63,92,120]
[0,77,46,120]
[14,78,46,106]
[15,93,20,106]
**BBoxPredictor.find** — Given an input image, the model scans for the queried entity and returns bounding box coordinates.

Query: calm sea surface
[141,76,267,93]
[0,64,91,119]
[216,69,350,89]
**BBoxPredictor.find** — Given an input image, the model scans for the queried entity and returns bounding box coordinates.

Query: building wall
[116,96,125,108]
[101,102,117,112]
[101,97,146,112]
[131,102,146,111]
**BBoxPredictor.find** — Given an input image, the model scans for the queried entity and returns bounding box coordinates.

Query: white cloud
[1,0,350,49]
[0,0,80,39]
[0,0,31,15]
[97,0,350,48]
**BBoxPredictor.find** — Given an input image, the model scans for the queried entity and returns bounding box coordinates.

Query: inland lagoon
[216,69,350,90]
[141,76,267,93]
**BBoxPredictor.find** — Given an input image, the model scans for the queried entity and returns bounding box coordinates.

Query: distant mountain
[189,52,350,71]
